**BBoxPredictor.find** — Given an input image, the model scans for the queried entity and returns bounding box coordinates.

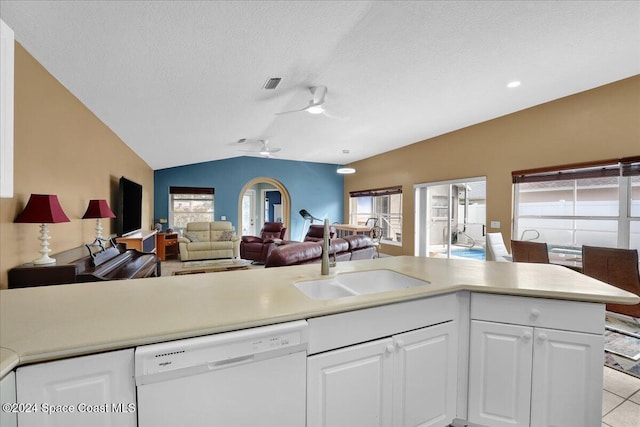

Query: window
[512,157,640,253]
[349,186,402,244]
[169,186,214,230]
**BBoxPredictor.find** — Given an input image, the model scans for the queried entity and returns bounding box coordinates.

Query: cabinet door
[530,328,603,427]
[393,321,457,427]
[16,349,136,427]
[307,338,394,427]
[468,320,533,427]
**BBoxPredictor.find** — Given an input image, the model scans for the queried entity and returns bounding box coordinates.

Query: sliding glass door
[415,177,486,260]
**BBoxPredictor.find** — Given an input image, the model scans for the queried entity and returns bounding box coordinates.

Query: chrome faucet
[321,219,335,275]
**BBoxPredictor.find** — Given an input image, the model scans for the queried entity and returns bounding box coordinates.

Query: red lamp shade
[15,194,70,224]
[82,199,116,219]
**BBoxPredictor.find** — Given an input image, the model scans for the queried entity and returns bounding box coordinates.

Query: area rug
[604,313,640,378]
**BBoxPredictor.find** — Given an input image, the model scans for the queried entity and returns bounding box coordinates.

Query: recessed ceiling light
[507,81,521,88]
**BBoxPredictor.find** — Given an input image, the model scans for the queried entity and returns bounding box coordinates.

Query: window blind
[169,186,214,195]
[512,159,621,184]
[349,186,402,198]
[621,156,640,177]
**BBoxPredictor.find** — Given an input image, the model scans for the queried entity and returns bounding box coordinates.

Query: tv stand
[116,230,157,253]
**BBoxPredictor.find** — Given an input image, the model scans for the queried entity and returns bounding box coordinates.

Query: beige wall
[346,75,640,258]
[0,43,154,288]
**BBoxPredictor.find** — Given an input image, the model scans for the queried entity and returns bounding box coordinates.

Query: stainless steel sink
[294,270,430,300]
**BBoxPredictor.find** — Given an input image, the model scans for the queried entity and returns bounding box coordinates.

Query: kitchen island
[1,256,638,426]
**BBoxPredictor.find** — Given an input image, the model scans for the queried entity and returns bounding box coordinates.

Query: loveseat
[265,235,375,268]
[178,221,239,261]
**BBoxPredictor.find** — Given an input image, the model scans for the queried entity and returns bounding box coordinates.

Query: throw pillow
[184,231,200,242]
[218,230,235,241]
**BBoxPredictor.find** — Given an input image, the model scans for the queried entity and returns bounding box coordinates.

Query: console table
[116,230,157,253]
[157,232,179,261]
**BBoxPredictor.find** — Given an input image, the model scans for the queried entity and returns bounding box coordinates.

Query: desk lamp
[15,194,70,264]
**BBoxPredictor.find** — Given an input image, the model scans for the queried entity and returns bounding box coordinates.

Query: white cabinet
[16,349,136,427]
[468,293,604,427]
[468,320,533,426]
[307,338,394,427]
[0,371,17,427]
[307,321,457,427]
[393,322,458,427]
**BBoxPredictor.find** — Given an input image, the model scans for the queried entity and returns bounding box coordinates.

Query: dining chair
[511,240,549,264]
[371,226,383,258]
[486,232,511,262]
[582,246,640,318]
[365,217,378,228]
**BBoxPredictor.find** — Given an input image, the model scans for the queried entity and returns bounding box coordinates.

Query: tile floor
[161,261,640,425]
[603,366,640,426]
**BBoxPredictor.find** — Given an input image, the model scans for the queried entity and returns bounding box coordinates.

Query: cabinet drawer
[308,293,457,354]
[471,293,604,334]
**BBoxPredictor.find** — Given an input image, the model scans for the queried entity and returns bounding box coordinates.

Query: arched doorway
[237,177,291,238]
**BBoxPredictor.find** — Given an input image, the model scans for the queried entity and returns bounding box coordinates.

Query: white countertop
[1,256,638,376]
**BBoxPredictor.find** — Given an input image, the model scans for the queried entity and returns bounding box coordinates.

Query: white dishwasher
[135,320,308,427]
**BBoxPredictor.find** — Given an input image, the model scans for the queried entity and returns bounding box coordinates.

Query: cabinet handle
[522,331,533,342]
[396,340,405,349]
[385,344,395,354]
[537,333,548,342]
[530,308,541,320]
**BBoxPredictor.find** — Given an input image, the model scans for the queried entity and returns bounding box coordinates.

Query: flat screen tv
[117,176,143,236]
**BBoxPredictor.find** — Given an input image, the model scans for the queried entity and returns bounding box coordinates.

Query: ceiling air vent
[263,77,282,90]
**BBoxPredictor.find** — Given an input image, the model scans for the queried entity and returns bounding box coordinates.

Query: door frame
[242,189,257,236]
[237,177,291,238]
[414,176,486,257]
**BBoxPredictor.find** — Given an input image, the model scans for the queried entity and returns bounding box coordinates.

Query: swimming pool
[451,248,486,260]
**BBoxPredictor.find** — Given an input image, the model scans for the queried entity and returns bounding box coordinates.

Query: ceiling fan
[236,138,281,157]
[276,85,348,120]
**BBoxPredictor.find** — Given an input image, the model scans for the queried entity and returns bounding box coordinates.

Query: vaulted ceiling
[1,1,639,170]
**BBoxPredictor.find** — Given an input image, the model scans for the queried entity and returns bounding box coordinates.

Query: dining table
[333,224,373,238]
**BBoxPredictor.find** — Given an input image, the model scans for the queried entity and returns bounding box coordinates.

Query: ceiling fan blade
[322,110,350,121]
[311,85,327,105]
[275,106,310,115]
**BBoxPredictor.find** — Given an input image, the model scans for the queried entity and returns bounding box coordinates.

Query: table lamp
[15,194,70,264]
[82,199,116,242]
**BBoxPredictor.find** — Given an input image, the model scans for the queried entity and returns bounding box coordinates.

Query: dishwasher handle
[209,354,254,369]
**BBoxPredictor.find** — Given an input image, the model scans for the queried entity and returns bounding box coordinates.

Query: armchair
[240,222,287,264]
[304,224,335,242]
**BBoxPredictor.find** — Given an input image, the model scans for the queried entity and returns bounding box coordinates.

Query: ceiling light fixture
[507,80,521,88]
[337,166,356,174]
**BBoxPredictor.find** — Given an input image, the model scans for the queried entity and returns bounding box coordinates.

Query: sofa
[265,235,375,268]
[240,222,287,264]
[178,221,239,261]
